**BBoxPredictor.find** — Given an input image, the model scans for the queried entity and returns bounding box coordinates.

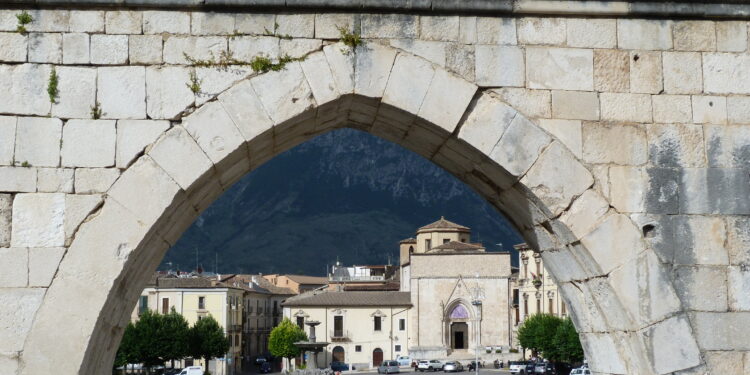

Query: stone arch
[18,43,700,375]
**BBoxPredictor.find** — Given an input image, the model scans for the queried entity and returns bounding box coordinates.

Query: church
[282,217,514,369]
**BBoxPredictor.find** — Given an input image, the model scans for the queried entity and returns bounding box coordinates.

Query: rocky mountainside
[161,128,523,276]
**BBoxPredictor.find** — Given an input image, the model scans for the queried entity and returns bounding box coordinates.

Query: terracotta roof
[417,216,470,233]
[283,291,411,307]
[283,274,329,285]
[430,241,484,252]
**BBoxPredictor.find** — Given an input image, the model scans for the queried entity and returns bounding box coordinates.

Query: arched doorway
[372,348,383,367]
[332,346,345,363]
[447,303,471,351]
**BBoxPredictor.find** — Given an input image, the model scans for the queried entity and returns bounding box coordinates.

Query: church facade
[284,218,514,368]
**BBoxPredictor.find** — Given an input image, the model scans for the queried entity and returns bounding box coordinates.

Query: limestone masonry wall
[0,7,749,375]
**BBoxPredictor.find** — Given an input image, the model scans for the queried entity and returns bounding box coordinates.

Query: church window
[425,239,431,250]
[374,316,382,331]
[399,318,405,331]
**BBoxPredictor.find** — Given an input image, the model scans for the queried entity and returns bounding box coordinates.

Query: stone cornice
[1,0,750,19]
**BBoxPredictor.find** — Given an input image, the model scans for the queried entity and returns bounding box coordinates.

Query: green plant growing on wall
[20,161,30,168]
[47,67,59,104]
[187,70,202,94]
[16,11,32,34]
[91,101,102,119]
[337,25,362,49]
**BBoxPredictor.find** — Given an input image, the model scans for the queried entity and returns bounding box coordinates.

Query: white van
[179,366,204,375]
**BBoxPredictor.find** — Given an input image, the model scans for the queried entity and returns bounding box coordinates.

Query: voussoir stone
[490,114,551,178]
[458,94,517,156]
[28,247,65,287]
[148,126,214,190]
[250,62,316,125]
[0,288,45,352]
[116,120,170,169]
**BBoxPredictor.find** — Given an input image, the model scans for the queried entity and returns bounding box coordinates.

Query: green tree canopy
[161,307,191,367]
[268,318,308,359]
[517,313,563,358]
[189,314,230,365]
[114,309,193,373]
[549,317,584,363]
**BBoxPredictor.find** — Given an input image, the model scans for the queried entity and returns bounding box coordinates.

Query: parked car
[260,362,273,374]
[443,361,464,372]
[379,360,401,374]
[255,356,268,365]
[417,360,443,372]
[178,366,204,375]
[163,369,182,375]
[397,355,412,366]
[509,361,532,374]
[569,368,591,375]
[534,362,554,374]
[331,361,351,371]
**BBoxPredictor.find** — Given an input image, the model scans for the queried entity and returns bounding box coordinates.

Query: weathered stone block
[705,125,750,168]
[692,312,750,350]
[280,39,321,57]
[420,16,459,41]
[190,12,234,35]
[314,13,357,39]
[62,33,89,64]
[183,101,246,164]
[559,189,609,239]
[15,117,62,168]
[37,168,73,193]
[28,33,61,63]
[0,288,44,352]
[645,167,681,214]
[490,114,551,178]
[579,333,627,374]
[617,19,673,50]
[0,33,27,62]
[476,17,516,45]
[0,248,27,287]
[729,266,750,311]
[581,213,644,274]
[148,126,214,190]
[382,53,435,114]
[582,122,647,165]
[90,35,128,65]
[228,36,279,61]
[163,36,227,65]
[116,120,169,169]
[353,43,398,98]
[663,52,702,94]
[64,194,102,245]
[143,10,190,34]
[129,35,162,65]
[647,123,706,167]
[673,21,716,51]
[655,215,729,265]
[600,93,652,123]
[361,14,418,39]
[716,21,747,52]
[74,168,120,194]
[642,314,702,374]
[0,116,15,166]
[692,95,727,124]
[491,88,550,119]
[276,14,314,38]
[51,66,96,119]
[0,64,51,116]
[538,119,582,161]
[389,39,446,66]
[98,66,146,119]
[703,53,750,94]
[0,194,10,247]
[521,141,593,216]
[69,10,104,33]
[323,42,355,94]
[446,43,475,81]
[608,166,645,212]
[217,80,275,142]
[28,247,65,287]
[105,11,141,34]
[251,62,316,125]
[567,18,616,48]
[551,90,599,120]
[61,120,116,168]
[517,17,565,45]
[593,49,628,92]
[194,66,252,106]
[24,10,69,33]
[108,156,182,225]
[629,51,662,94]
[728,96,750,124]
[418,69,477,133]
[674,265,728,311]
[145,66,194,120]
[0,167,36,193]
[727,217,750,266]
[652,95,692,123]
[704,351,748,375]
[527,47,593,91]
[457,94,517,155]
[11,193,65,247]
[475,45,524,87]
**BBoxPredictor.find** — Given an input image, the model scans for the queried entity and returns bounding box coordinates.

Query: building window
[235,335,240,346]
[374,316,382,331]
[296,316,304,329]
[536,298,541,313]
[395,345,401,352]
[425,239,431,250]
[355,345,362,352]
[138,295,148,315]
[548,298,553,314]
[514,307,519,325]
[443,238,450,244]
[561,302,567,316]
[198,296,206,310]
[399,318,405,331]
[162,298,169,314]
[334,316,344,337]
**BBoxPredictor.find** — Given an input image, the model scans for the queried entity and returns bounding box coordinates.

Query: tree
[517,313,563,358]
[268,318,308,360]
[160,307,191,368]
[114,309,192,374]
[189,315,230,375]
[549,318,584,363]
[114,322,138,373]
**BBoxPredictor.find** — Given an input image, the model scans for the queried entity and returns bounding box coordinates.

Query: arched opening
[17,43,696,375]
[372,348,383,367]
[332,346,345,363]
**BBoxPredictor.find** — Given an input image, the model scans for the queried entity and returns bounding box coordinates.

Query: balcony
[330,329,350,341]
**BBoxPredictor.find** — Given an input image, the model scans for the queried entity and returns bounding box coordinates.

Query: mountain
[161,128,523,276]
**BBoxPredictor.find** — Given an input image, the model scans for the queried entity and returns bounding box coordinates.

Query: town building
[328,263,400,291]
[262,274,329,294]
[283,218,515,369]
